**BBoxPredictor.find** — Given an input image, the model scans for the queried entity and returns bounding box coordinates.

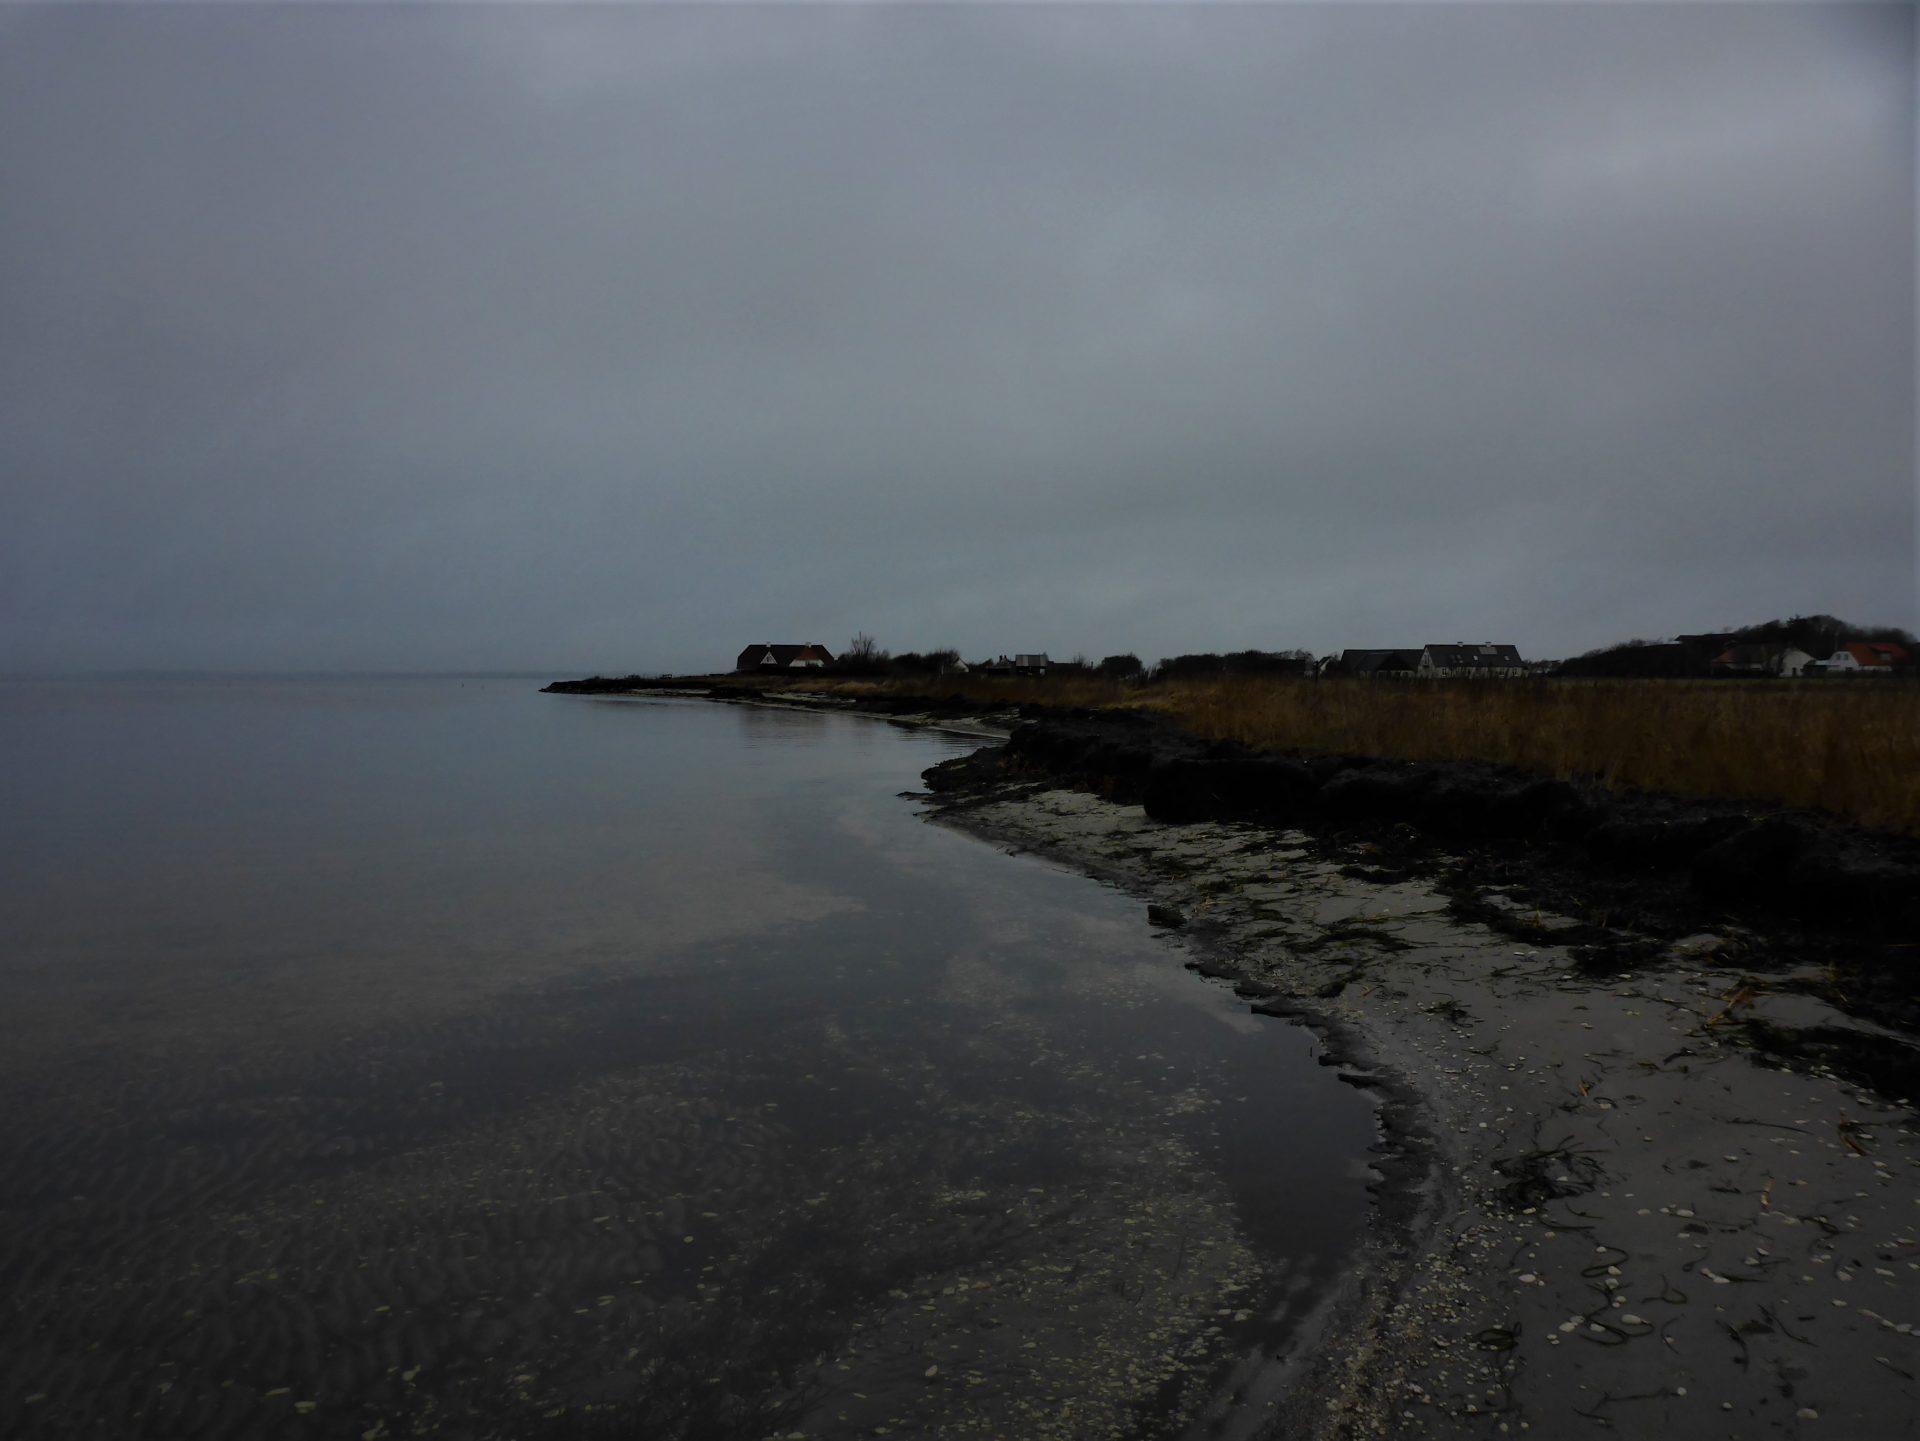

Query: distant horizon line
[0,667,590,682]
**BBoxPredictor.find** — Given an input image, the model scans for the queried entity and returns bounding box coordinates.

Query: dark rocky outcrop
[1689,815,1825,905]
[1142,757,1320,825]
[920,746,1009,795]
[1584,812,1751,872]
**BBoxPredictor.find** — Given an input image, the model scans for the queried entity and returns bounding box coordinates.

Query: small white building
[1710,644,1816,677]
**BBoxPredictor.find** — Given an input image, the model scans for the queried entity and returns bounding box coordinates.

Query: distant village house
[1709,643,1815,677]
[1332,644,1524,678]
[1336,648,1420,678]
[1418,644,1526,679]
[734,643,835,672]
[1813,641,1910,676]
[971,653,1049,677]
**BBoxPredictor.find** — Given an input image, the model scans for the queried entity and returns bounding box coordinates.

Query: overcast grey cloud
[0,3,1910,674]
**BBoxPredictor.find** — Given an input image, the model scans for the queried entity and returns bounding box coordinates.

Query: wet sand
[921,778,1920,1439]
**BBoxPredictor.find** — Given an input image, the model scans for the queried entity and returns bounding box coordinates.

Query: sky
[1,3,1912,675]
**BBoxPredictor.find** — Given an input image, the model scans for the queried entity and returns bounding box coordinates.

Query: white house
[1820,641,1910,675]
[1710,644,1816,677]
[1417,644,1526,679]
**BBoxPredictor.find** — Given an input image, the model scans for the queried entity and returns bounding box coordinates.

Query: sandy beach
[894,706,1919,1440]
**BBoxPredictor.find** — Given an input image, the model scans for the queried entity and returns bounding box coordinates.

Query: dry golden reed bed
[764,675,1920,836]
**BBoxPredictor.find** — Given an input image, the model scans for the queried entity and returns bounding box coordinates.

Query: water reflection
[734,700,841,744]
[0,682,1374,1440]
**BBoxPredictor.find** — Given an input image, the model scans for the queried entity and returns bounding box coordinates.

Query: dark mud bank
[927,708,1920,941]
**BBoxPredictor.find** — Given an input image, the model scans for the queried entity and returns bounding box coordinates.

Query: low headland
[547,668,1920,839]
[544,670,1920,1437]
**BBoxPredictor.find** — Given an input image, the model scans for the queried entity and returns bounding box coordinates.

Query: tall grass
[761,674,1920,834]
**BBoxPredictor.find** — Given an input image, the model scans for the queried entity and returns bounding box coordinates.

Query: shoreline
[914,739,1919,1438]
[544,684,1920,1437]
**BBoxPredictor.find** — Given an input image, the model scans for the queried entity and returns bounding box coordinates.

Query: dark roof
[1423,644,1523,668]
[1340,648,1420,674]
[735,643,836,670]
[1711,643,1779,668]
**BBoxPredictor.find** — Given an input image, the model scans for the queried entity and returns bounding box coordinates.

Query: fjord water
[0,678,1374,1440]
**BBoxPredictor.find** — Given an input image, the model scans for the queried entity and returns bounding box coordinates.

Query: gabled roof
[735,642,836,670]
[1841,641,1909,667]
[1341,648,1420,674]
[1422,643,1523,668]
[1712,643,1782,667]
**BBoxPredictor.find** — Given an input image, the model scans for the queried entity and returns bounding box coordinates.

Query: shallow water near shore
[0,678,1375,1440]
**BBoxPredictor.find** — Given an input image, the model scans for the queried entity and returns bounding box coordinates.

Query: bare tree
[839,632,890,675]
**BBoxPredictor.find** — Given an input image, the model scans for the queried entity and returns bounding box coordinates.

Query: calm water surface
[0,678,1374,1440]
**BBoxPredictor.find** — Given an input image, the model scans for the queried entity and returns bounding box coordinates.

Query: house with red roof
[1816,641,1910,676]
